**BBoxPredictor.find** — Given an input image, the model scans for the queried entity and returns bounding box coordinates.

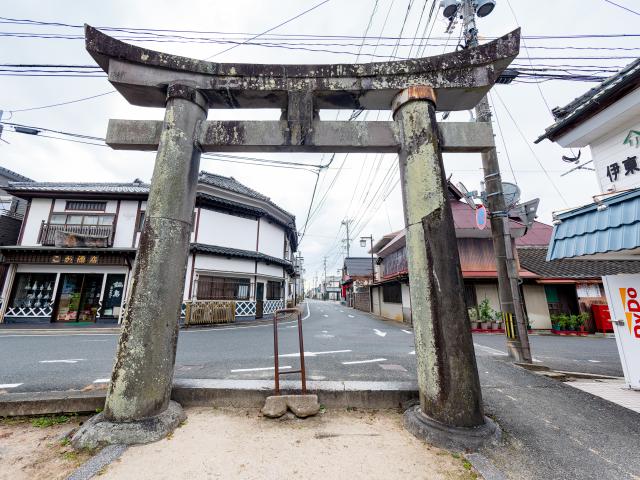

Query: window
[382,283,402,304]
[267,281,283,300]
[9,273,57,309]
[0,196,14,212]
[65,201,106,211]
[50,214,114,226]
[197,276,251,300]
[137,212,145,232]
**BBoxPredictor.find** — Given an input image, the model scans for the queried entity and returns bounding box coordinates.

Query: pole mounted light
[441,0,496,18]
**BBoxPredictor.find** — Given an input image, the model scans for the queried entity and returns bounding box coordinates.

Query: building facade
[0,172,297,324]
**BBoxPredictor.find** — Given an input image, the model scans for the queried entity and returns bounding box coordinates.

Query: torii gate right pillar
[393,87,499,450]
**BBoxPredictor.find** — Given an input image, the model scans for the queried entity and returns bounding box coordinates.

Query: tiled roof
[519,246,640,279]
[536,58,640,143]
[0,166,33,183]
[6,181,149,194]
[344,257,374,276]
[547,188,640,260]
[190,243,293,273]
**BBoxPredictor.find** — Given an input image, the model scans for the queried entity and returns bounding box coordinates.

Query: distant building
[368,184,639,329]
[0,172,297,324]
[342,256,375,310]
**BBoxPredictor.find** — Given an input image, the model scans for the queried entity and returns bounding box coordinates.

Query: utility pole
[461,0,532,363]
[341,218,352,258]
[323,256,328,301]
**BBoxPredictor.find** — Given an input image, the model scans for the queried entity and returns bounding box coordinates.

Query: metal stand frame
[272,307,307,395]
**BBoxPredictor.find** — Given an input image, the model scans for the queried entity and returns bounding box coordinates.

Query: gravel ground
[98,407,479,480]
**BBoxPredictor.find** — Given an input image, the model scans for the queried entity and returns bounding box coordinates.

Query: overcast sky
[1,0,637,283]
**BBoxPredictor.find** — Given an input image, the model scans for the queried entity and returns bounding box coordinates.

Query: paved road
[0,299,624,393]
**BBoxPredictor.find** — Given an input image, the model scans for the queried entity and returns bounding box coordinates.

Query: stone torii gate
[72,25,520,449]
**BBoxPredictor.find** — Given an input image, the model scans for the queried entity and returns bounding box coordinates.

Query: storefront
[0,247,134,324]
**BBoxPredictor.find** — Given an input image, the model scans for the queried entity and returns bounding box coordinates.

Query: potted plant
[575,312,590,334]
[494,311,503,331]
[477,298,494,330]
[468,307,480,330]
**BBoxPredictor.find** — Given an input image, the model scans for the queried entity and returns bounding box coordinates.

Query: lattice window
[266,281,283,300]
[382,283,402,304]
[65,201,106,211]
[197,276,251,300]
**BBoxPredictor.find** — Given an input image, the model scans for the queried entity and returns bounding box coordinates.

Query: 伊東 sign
[475,204,488,230]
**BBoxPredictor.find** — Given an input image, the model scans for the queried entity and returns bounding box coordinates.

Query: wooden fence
[184,300,235,326]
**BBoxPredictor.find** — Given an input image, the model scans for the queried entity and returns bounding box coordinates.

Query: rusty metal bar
[272,307,306,395]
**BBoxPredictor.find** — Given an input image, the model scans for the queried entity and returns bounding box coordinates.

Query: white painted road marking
[0,383,22,388]
[39,359,85,364]
[279,350,352,358]
[409,350,415,355]
[342,358,387,365]
[588,360,601,363]
[231,366,291,373]
[373,329,387,337]
[402,330,412,335]
[93,378,110,383]
[323,314,329,318]
[348,315,355,318]
[473,343,508,356]
[340,310,344,313]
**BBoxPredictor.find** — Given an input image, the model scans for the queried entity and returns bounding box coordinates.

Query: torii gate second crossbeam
[71,25,520,451]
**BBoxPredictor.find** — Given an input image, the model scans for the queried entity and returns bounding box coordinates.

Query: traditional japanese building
[0,172,297,324]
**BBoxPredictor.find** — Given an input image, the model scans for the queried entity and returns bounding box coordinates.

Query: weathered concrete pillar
[394,87,498,450]
[72,84,207,447]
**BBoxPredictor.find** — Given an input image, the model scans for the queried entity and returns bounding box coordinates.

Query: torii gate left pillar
[72,25,519,450]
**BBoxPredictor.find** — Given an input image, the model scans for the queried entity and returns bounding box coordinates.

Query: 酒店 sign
[602,274,640,390]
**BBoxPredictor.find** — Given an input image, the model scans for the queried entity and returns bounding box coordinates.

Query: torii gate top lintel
[85,25,519,112]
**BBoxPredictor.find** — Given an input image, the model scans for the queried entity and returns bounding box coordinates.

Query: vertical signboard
[602,274,640,390]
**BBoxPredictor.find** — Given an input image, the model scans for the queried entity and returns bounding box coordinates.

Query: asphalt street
[0,299,624,393]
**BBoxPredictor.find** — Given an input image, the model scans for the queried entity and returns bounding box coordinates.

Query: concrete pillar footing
[403,405,501,452]
[71,401,186,449]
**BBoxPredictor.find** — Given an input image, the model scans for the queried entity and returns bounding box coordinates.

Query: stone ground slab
[95,407,478,480]
[567,379,640,414]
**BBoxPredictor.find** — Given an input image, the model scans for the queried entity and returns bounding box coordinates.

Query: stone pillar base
[71,401,186,449]
[403,405,500,452]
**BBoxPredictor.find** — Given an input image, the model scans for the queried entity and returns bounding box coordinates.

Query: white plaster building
[0,172,297,324]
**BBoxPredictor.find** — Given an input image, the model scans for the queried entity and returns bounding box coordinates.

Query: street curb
[465,453,507,480]
[0,380,419,417]
[67,444,128,480]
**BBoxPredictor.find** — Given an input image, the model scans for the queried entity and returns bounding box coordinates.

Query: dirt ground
[0,414,94,480]
[100,407,479,480]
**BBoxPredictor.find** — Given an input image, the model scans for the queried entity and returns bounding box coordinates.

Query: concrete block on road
[261,396,287,418]
[286,394,320,418]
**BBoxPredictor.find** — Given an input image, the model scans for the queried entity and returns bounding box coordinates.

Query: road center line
[0,383,23,388]
[231,366,291,373]
[348,315,355,318]
[93,378,110,383]
[373,329,387,337]
[278,349,352,358]
[342,358,387,365]
[402,329,412,335]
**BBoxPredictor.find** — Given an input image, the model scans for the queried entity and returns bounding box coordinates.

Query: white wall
[197,209,257,251]
[256,263,283,278]
[258,218,284,259]
[113,200,139,248]
[194,255,255,275]
[20,198,53,246]
[523,284,552,329]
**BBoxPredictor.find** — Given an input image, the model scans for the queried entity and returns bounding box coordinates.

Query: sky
[0,0,638,285]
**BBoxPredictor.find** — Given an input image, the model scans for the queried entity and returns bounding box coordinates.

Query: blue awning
[547,188,640,260]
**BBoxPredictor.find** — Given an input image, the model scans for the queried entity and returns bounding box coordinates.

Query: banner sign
[602,274,640,389]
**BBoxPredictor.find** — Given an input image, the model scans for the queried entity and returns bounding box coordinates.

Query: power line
[204,0,331,59]
[5,90,115,115]
[603,0,640,16]
[492,90,569,206]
